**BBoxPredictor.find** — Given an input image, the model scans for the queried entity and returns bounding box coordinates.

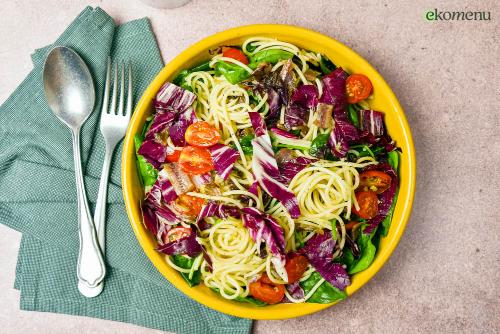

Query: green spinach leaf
[134,134,158,187]
[215,61,250,84]
[171,255,202,287]
[348,224,377,275]
[309,133,335,160]
[319,55,337,75]
[300,272,347,303]
[387,150,399,171]
[249,49,293,68]
[348,104,360,128]
[235,134,254,155]
[379,150,399,236]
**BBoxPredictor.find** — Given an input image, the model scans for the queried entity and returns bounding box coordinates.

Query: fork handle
[73,130,106,290]
[94,144,114,254]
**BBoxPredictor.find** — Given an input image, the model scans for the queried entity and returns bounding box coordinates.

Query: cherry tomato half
[249,274,285,304]
[353,191,379,219]
[174,194,205,217]
[222,47,249,65]
[359,170,392,194]
[346,74,373,104]
[164,227,192,243]
[166,148,181,162]
[178,146,214,175]
[185,121,221,147]
[285,254,309,283]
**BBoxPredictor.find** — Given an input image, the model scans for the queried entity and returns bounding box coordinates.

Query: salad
[135,37,400,305]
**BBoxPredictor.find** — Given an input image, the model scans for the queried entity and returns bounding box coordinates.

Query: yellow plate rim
[122,24,416,320]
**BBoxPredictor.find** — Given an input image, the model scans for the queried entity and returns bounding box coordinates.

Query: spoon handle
[72,130,106,289]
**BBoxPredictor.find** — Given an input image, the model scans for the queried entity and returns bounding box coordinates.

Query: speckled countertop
[0,0,499,333]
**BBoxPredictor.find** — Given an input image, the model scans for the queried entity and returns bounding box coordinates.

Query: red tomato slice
[359,170,392,194]
[346,74,373,104]
[249,274,285,304]
[185,121,221,147]
[164,227,192,243]
[174,194,205,217]
[352,191,379,219]
[178,146,214,175]
[222,47,249,65]
[285,254,308,283]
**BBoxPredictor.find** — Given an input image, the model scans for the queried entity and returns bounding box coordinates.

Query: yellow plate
[122,24,416,320]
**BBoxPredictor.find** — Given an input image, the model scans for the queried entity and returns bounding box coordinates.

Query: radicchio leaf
[137,138,167,168]
[283,281,305,302]
[249,112,301,218]
[191,173,213,189]
[241,207,288,281]
[291,84,319,109]
[155,168,178,203]
[328,115,360,158]
[157,230,202,257]
[144,111,176,140]
[362,163,399,234]
[319,67,349,115]
[359,109,385,137]
[279,157,316,184]
[169,108,197,146]
[252,137,301,218]
[282,84,319,130]
[284,104,308,130]
[195,201,241,228]
[300,230,351,291]
[154,81,196,113]
[270,127,298,139]
[208,144,240,180]
[142,203,159,236]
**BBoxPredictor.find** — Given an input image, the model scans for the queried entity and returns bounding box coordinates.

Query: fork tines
[101,58,132,117]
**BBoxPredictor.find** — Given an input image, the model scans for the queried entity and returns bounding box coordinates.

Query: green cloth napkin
[0,6,252,334]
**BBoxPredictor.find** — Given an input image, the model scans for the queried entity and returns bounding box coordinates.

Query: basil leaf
[171,255,201,287]
[215,61,250,84]
[134,134,158,187]
[348,224,377,275]
[300,272,347,303]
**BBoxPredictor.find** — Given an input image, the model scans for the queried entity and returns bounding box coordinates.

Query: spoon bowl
[43,46,95,129]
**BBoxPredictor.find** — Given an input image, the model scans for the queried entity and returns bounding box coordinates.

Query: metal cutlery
[78,59,133,297]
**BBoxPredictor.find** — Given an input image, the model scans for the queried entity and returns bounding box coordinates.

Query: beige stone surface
[0,0,499,333]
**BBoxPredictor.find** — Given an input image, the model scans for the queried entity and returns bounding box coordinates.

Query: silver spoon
[43,46,106,295]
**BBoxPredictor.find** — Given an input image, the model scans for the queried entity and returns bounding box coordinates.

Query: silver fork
[78,59,133,297]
